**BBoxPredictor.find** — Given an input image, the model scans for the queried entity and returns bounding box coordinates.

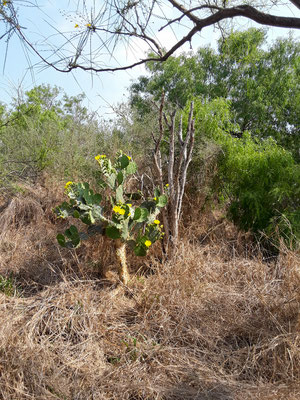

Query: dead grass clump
[1,237,300,399]
[0,182,118,289]
[1,182,300,399]
[0,183,69,287]
[131,240,300,396]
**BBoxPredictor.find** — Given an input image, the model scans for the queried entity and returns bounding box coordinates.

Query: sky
[0,1,299,119]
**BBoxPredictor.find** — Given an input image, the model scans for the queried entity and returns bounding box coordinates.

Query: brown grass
[0,183,300,399]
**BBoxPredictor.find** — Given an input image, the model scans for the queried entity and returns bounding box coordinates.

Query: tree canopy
[0,0,300,73]
[130,28,300,159]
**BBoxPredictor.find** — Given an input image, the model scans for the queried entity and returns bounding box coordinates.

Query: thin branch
[1,1,300,74]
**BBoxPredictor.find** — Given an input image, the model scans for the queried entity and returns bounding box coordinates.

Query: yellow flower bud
[64,181,73,189]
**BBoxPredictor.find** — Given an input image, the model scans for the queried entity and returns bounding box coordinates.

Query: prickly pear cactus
[54,151,168,283]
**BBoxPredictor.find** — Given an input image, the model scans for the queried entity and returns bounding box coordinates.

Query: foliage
[0,274,17,296]
[218,132,300,245]
[131,29,300,159]
[0,84,108,190]
[54,152,167,257]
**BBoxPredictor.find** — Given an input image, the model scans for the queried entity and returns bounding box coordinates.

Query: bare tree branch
[289,0,300,10]
[1,1,299,73]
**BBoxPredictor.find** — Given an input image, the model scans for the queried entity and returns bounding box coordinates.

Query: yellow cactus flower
[113,205,125,215]
[154,220,160,225]
[123,153,131,160]
[64,181,73,189]
[95,154,106,161]
[165,183,169,187]
[145,240,152,247]
[86,23,91,27]
[74,24,79,28]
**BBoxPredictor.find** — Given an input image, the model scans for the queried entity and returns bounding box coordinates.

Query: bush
[0,85,109,190]
[219,132,299,245]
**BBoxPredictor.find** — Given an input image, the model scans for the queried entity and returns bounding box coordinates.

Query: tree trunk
[115,239,130,284]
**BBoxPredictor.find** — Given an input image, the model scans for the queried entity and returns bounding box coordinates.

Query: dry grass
[0,183,300,399]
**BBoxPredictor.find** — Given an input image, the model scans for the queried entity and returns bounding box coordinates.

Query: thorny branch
[0,1,299,73]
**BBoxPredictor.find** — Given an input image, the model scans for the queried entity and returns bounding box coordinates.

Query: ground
[0,182,299,399]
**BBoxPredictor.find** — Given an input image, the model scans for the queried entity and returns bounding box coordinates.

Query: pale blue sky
[0,1,299,118]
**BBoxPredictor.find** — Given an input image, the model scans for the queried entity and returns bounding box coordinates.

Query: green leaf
[154,188,161,198]
[133,208,141,220]
[126,161,137,175]
[93,193,102,203]
[133,207,149,222]
[106,225,121,239]
[80,215,92,225]
[121,220,129,240]
[91,205,103,220]
[107,173,116,189]
[119,154,130,169]
[116,185,124,203]
[117,171,124,185]
[140,200,156,213]
[73,210,80,218]
[65,225,79,239]
[157,195,168,207]
[54,202,71,218]
[134,244,147,257]
[67,237,80,248]
[139,208,149,222]
[57,233,66,247]
[83,188,93,205]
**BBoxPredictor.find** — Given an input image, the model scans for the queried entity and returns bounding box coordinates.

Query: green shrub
[219,132,299,245]
[0,85,109,188]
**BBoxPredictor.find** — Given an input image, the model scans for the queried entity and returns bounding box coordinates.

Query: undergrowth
[0,182,300,400]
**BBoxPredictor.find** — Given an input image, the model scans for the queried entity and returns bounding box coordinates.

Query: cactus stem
[115,239,130,284]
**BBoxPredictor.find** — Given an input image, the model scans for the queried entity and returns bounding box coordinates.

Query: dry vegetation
[0,181,300,400]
